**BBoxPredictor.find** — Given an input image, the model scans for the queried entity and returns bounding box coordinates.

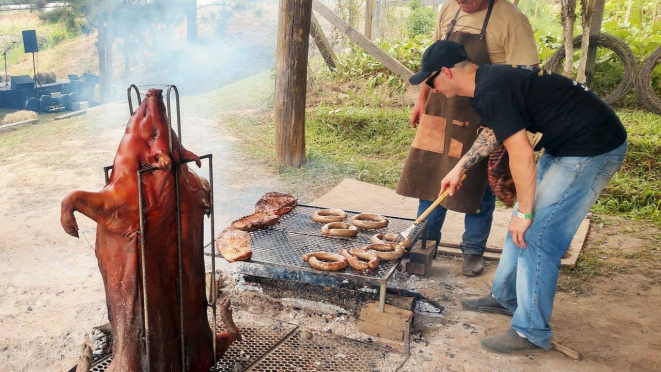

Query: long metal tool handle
[413,174,467,225]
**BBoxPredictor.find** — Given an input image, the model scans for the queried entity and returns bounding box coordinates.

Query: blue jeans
[417,184,496,256]
[491,140,627,350]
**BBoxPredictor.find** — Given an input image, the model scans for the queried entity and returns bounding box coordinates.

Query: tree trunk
[584,0,604,86]
[275,0,313,167]
[98,9,109,104]
[310,13,338,70]
[624,0,632,24]
[365,0,375,40]
[561,0,577,77]
[105,8,113,101]
[576,0,596,83]
[533,0,540,28]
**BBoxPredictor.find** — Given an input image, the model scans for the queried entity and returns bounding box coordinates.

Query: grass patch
[591,110,661,224]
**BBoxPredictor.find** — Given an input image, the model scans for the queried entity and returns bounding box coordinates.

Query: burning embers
[60,89,239,372]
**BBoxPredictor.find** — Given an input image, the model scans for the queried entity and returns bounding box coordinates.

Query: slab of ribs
[60,89,239,372]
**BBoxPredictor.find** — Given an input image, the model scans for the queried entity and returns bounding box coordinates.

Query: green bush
[406,3,437,38]
[333,35,430,92]
[39,8,85,37]
[36,71,56,84]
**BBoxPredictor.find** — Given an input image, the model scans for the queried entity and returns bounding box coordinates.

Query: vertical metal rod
[208,155,217,370]
[137,171,151,371]
[166,85,187,371]
[378,283,386,313]
[127,84,141,115]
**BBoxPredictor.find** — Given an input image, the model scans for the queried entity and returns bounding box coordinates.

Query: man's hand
[439,167,466,196]
[509,216,532,249]
[410,101,424,128]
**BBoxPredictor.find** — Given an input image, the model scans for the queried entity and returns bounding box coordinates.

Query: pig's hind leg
[215,299,241,359]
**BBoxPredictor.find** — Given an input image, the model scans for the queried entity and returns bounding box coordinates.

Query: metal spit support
[122,84,218,372]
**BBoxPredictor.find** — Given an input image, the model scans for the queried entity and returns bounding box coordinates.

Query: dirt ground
[0,103,660,371]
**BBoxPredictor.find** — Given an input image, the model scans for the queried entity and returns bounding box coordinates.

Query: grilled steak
[255,192,297,216]
[230,211,279,232]
[216,228,252,262]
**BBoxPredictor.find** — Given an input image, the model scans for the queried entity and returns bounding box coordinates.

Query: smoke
[106,0,279,96]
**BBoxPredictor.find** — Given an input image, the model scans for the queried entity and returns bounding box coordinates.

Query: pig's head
[125,89,200,170]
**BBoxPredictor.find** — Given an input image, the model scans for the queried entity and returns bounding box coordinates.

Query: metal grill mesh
[86,315,297,372]
[86,317,405,372]
[212,313,296,371]
[250,329,406,372]
[249,205,425,281]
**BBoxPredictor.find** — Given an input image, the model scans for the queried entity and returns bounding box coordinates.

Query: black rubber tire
[635,46,661,115]
[544,33,637,105]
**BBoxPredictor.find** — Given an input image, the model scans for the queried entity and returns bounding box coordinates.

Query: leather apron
[396,0,494,214]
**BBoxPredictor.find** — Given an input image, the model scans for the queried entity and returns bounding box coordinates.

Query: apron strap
[445,8,462,40]
[479,0,496,40]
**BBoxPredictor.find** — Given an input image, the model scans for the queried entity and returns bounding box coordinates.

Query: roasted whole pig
[60,89,239,372]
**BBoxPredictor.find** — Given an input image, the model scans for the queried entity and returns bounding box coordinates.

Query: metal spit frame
[103,84,218,372]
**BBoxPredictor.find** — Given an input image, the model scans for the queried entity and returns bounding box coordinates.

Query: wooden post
[98,8,108,104]
[374,0,381,39]
[105,7,113,101]
[310,13,338,70]
[275,0,312,167]
[585,0,605,86]
[313,0,413,81]
[365,0,375,40]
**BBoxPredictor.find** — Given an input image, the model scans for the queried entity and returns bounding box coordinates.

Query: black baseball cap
[409,40,470,85]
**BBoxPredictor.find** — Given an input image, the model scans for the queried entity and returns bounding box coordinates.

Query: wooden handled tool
[400,174,467,240]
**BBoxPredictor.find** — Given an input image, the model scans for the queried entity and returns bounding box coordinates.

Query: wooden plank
[311,178,590,268]
[275,0,312,167]
[310,13,338,71]
[437,218,589,268]
[0,119,38,133]
[54,110,87,120]
[365,0,375,40]
[312,0,413,82]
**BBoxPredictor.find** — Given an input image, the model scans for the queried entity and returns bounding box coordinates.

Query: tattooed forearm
[458,128,498,170]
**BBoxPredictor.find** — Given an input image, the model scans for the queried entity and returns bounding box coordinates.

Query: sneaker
[461,254,484,277]
[481,329,545,354]
[461,293,513,316]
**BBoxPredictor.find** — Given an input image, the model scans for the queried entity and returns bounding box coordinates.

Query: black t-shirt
[471,65,627,157]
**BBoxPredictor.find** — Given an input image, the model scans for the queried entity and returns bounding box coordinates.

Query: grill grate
[86,312,405,372]
[212,313,297,371]
[250,329,407,372]
[86,315,297,372]
[248,205,426,282]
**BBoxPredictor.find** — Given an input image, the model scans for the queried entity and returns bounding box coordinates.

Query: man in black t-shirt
[408,40,627,354]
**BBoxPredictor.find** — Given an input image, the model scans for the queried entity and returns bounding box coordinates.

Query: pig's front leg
[215,299,241,358]
[61,190,112,238]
